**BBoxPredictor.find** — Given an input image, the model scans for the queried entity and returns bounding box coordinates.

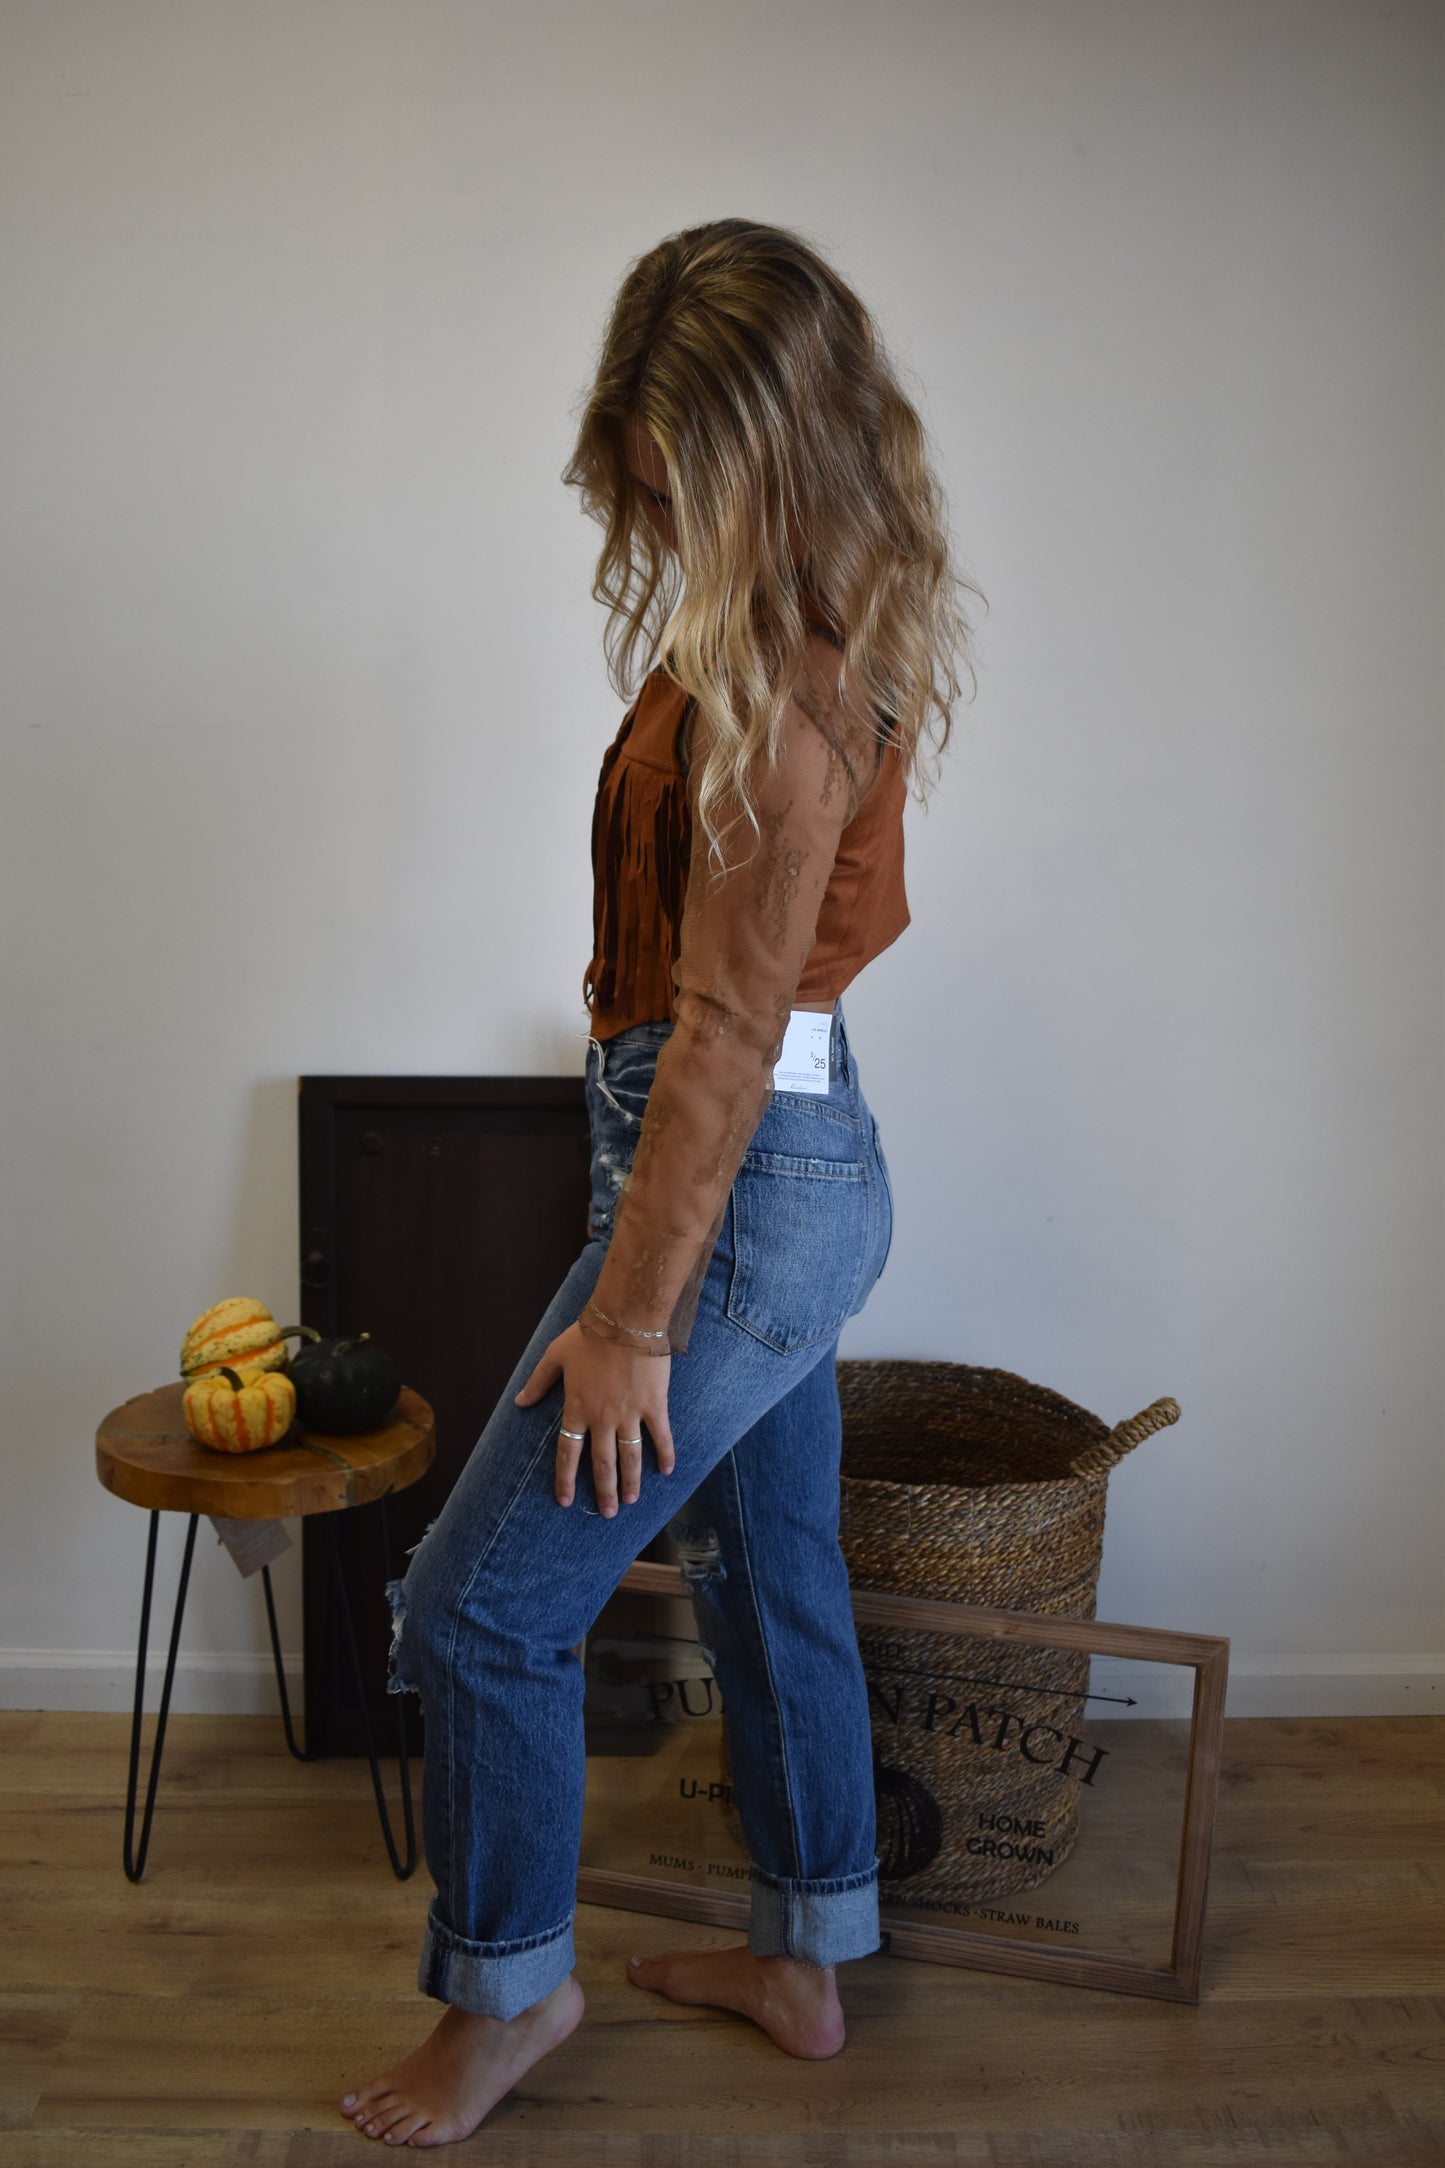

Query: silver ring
[617,1435,643,1447]
[558,1426,587,1442]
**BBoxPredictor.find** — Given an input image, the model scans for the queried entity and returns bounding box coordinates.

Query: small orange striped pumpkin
[183,1364,297,1454]
[180,1298,289,1380]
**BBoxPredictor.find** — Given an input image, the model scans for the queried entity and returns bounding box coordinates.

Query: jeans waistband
[591,998,854,1093]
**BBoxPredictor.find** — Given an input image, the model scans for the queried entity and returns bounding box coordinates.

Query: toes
[356,2092,403,2138]
[341,2083,388,2119]
[384,2109,430,2146]
[628,1949,694,1989]
[370,2099,413,2139]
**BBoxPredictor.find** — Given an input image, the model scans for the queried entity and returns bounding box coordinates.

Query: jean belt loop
[834,999,851,1088]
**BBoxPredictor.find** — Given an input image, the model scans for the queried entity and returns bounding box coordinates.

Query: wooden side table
[95,1382,435,1884]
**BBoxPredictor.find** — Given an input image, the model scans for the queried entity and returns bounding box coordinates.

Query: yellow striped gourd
[182,1364,296,1453]
[179,1298,289,1380]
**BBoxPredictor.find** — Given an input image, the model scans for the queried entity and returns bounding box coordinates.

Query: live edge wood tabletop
[95,1381,436,1518]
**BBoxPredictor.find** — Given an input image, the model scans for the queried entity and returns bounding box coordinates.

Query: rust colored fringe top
[583,649,911,1041]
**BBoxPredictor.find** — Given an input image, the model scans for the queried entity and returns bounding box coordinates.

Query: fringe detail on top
[584,673,909,1037]
[583,703,692,1030]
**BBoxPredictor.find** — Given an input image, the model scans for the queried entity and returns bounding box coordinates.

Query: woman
[339,217,979,2148]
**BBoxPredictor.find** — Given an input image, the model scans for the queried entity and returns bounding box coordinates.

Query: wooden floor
[1,1710,1442,2165]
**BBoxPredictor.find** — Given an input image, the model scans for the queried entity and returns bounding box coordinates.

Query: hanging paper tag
[773,1009,833,1095]
[208,1513,293,1579]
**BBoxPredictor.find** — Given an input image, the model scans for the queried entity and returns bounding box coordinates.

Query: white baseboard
[0,1648,1440,1718]
[0,1648,303,1715]
[1213,1653,1442,1718]
[1082,1653,1443,1718]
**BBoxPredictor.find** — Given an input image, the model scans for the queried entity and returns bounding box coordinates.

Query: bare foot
[338,1971,584,2147]
[626,1942,846,2058]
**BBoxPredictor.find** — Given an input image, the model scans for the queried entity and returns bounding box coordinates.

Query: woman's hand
[513,1320,676,1514]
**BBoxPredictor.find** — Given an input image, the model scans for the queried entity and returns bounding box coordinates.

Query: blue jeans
[384,998,895,2019]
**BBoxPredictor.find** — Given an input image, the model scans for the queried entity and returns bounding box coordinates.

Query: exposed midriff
[582,663,910,1042]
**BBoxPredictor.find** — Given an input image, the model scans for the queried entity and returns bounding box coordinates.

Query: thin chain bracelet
[585,1296,669,1339]
[578,1309,671,1357]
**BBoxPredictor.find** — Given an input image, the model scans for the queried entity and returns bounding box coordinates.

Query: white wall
[2,0,1440,1719]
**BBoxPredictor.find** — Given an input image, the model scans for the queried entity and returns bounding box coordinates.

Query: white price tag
[773,1009,833,1095]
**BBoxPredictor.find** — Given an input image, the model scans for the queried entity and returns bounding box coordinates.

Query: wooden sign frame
[577,1561,1229,2004]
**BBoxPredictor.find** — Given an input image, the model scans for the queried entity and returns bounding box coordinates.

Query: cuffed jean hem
[418,1898,576,2020]
[746,1860,884,1967]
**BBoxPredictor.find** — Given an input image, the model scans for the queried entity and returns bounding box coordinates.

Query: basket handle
[1068,1396,1180,1478]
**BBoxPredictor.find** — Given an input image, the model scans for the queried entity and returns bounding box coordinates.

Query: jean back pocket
[726,1146,871,1354]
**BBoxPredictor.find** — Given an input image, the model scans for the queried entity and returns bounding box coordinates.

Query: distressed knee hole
[383,1573,421,1698]
[672,1521,726,1586]
[384,1516,438,1698]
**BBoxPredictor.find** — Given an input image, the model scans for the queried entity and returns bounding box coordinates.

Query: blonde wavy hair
[561,216,985,875]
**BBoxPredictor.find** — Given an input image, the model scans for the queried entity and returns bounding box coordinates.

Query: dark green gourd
[278,1326,402,1434]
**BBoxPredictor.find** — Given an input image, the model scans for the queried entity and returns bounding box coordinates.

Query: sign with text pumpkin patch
[578,1567,1230,2005]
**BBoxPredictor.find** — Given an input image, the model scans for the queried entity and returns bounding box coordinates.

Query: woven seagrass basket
[719,1359,1179,1909]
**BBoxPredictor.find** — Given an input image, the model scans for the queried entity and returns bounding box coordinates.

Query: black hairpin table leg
[262,1544,313,1762]
[123,1509,198,1882]
[124,1499,414,1880]
[327,1500,417,1877]
[262,1495,416,1878]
